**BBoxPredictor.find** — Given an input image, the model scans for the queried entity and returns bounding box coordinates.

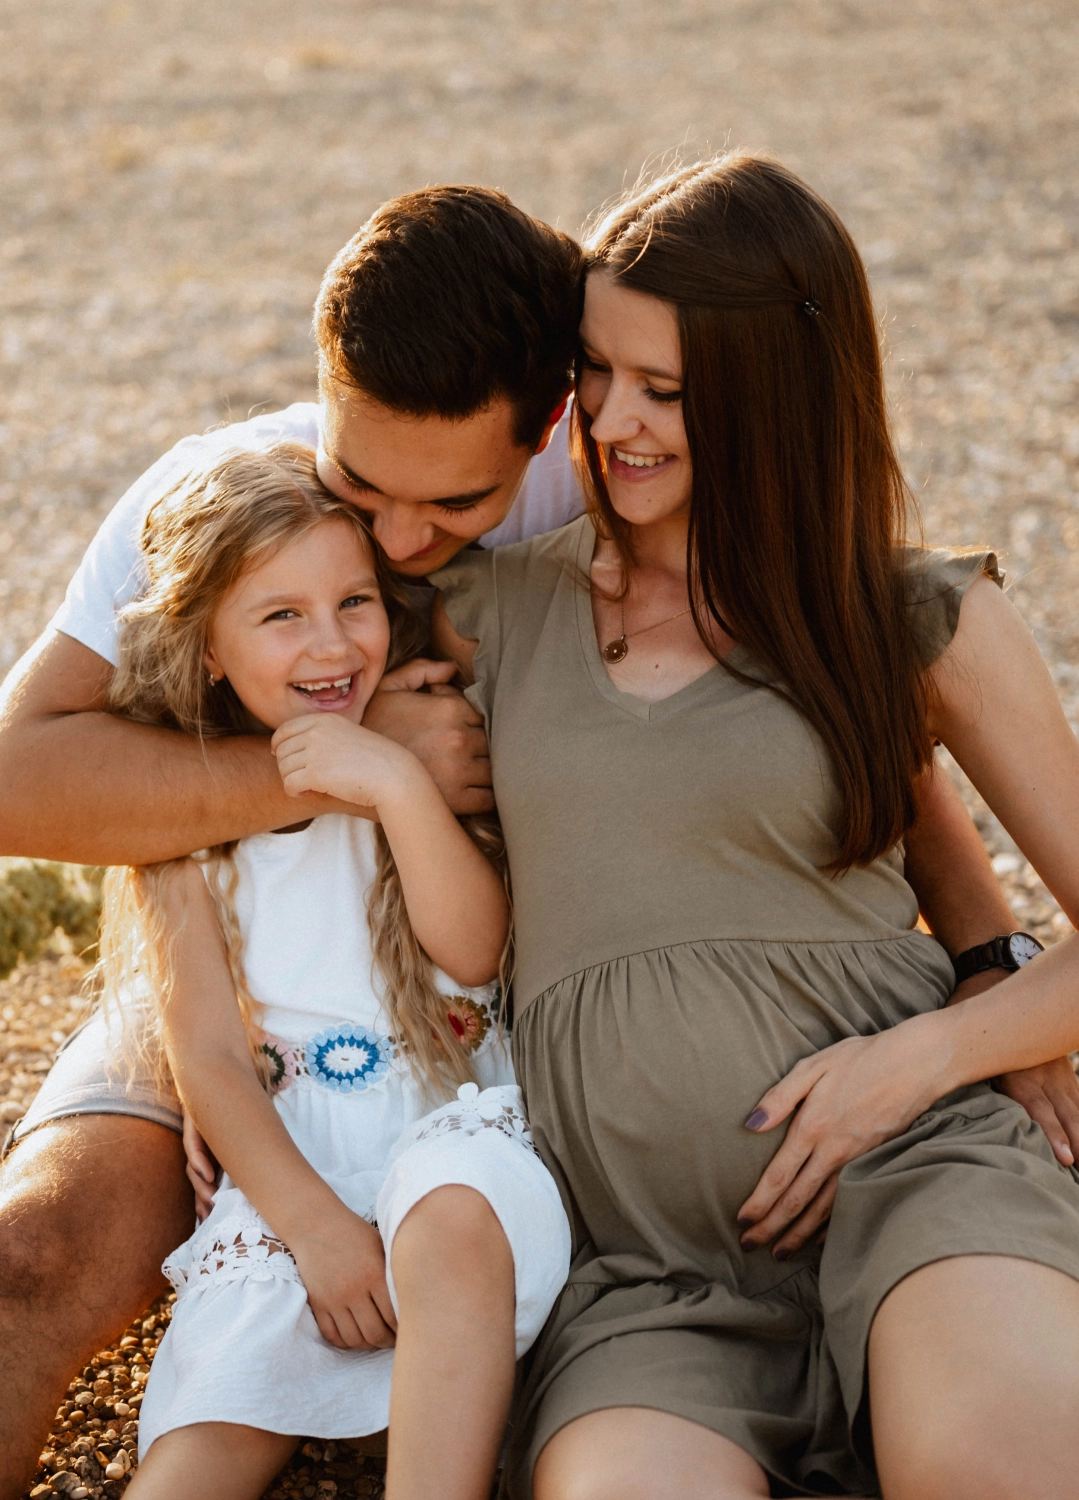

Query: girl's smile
[204,518,391,732]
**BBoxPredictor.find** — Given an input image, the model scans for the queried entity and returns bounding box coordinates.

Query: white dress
[138,815,571,1453]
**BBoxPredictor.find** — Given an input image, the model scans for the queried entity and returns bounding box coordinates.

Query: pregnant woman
[433,155,1079,1500]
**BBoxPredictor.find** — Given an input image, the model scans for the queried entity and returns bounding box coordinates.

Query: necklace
[602,600,692,664]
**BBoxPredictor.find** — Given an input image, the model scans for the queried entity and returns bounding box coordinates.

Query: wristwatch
[952,931,1045,984]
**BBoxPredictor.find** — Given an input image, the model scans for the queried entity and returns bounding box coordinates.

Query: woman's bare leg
[869,1254,1079,1500]
[533,1408,773,1500]
[386,1184,516,1500]
[126,1423,298,1500]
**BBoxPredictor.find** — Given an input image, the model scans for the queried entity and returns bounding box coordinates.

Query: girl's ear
[204,646,225,685]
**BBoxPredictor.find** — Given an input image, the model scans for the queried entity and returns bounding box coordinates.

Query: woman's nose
[588,379,644,446]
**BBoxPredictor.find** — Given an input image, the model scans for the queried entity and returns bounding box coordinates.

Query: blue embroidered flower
[304,1026,391,1093]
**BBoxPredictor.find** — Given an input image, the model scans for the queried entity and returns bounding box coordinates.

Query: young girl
[98,443,570,1500]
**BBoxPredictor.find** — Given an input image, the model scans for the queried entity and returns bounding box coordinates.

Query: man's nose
[368,501,432,562]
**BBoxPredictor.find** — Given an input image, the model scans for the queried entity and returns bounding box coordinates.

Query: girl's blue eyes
[262,596,374,623]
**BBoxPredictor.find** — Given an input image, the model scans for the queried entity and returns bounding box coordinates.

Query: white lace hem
[164,1206,303,1298]
[389,1083,536,1158]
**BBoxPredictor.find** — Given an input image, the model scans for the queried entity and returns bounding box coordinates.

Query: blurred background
[1,2,1078,1491]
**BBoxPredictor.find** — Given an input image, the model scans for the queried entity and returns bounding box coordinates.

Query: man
[0,182,1067,1495]
[0,186,586,1493]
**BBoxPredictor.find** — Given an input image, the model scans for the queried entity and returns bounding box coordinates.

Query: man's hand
[362,658,492,816]
[182,1110,220,1222]
[997,1056,1079,1166]
[949,969,1079,1166]
[289,1209,397,1351]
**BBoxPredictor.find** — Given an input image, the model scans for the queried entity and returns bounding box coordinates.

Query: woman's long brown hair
[579,154,931,870]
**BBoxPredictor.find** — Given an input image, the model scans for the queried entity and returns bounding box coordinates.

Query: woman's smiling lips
[608,447,677,482]
[289,673,359,710]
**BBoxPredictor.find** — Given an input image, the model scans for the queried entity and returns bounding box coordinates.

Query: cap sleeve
[430,547,502,726]
[902,545,1003,669]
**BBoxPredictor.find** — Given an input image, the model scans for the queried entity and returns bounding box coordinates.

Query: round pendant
[602,636,629,664]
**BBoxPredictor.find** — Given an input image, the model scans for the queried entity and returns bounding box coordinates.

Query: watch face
[1007,932,1044,967]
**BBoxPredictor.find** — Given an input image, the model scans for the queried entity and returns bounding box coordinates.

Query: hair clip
[800,297,822,318]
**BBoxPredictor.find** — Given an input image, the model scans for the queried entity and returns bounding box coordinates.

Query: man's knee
[0,1116,192,1306]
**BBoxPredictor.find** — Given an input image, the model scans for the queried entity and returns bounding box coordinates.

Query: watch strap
[953,937,1009,984]
[952,932,1043,984]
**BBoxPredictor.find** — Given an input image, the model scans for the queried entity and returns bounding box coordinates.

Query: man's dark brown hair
[315,185,584,449]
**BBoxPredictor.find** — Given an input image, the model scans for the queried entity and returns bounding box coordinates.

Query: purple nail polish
[744,1108,768,1131]
[740,1236,757,1252]
[736,1215,754,1230]
[774,1246,791,1263]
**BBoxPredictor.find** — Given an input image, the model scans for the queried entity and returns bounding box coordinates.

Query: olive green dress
[433,517,1079,1499]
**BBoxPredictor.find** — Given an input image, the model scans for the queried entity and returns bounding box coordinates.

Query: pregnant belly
[513,935,953,1281]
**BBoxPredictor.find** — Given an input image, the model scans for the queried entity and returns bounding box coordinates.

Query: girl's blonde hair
[98,441,505,1100]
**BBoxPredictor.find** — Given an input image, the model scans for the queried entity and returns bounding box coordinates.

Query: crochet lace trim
[164,1215,303,1296]
[392,1083,537,1157]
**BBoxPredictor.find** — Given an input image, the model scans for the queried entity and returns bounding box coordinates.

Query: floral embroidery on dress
[304,1025,392,1093]
[445,995,491,1052]
[257,989,500,1098]
[260,1036,299,1093]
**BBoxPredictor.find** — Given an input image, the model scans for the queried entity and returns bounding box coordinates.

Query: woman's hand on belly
[735,1014,951,1259]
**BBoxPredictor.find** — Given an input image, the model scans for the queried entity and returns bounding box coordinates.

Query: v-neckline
[571,517,753,723]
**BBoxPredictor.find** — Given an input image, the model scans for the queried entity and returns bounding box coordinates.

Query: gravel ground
[2,0,1078,1494]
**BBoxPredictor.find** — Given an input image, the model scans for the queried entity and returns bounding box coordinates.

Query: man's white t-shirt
[50,401,586,667]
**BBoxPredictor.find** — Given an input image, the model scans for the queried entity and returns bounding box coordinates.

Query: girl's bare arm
[271,705,509,987]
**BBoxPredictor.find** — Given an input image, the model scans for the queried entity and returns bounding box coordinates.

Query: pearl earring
[208,669,218,686]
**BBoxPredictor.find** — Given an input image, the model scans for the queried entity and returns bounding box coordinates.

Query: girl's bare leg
[870,1254,1079,1500]
[386,1185,516,1500]
[126,1423,299,1500]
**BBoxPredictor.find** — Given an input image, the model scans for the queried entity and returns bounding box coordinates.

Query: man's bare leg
[0,1116,193,1500]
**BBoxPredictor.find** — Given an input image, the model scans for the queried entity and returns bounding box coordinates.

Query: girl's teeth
[294,675,353,698]
[613,450,669,468]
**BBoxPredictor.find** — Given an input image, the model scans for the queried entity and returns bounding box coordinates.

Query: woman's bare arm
[905,762,1016,954]
[271,709,509,986]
